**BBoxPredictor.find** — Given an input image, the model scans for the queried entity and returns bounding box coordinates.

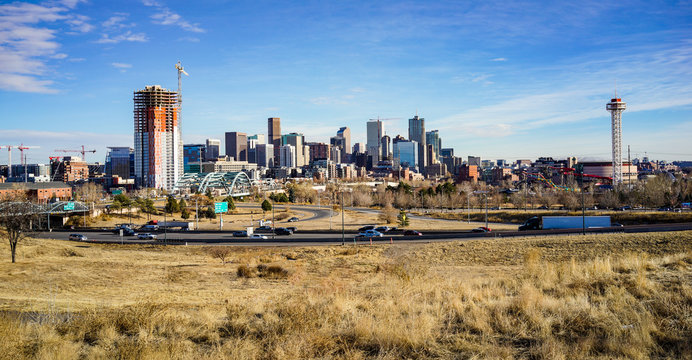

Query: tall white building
[280,144,296,168]
[133,85,182,190]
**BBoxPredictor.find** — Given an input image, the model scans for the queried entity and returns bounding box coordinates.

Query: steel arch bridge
[174,171,252,196]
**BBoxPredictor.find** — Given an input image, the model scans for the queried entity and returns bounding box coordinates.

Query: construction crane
[1,144,39,179]
[55,145,96,161]
[175,60,188,108]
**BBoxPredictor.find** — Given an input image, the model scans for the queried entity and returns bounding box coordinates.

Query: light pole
[466,191,470,224]
[164,207,167,245]
[341,192,345,246]
[271,198,275,241]
[474,190,489,229]
[577,164,585,235]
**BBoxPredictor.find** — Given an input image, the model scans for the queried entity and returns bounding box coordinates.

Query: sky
[1,0,691,166]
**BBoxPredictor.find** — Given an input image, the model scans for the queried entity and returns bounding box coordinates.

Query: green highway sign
[214,202,228,214]
[112,189,123,195]
[64,202,75,211]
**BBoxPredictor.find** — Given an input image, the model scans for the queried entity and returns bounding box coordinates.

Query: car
[403,230,422,236]
[472,227,492,233]
[356,230,383,238]
[358,225,375,232]
[68,234,87,241]
[256,226,273,232]
[537,206,549,210]
[374,226,390,233]
[287,217,300,222]
[286,226,297,233]
[612,223,624,227]
[138,233,157,240]
[232,231,248,237]
[250,234,268,240]
[274,227,293,235]
[616,206,632,211]
[120,228,136,236]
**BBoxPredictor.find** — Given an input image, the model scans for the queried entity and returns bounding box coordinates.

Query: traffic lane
[235,203,330,222]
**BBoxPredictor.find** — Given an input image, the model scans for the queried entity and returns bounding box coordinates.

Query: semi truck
[519,216,611,231]
[145,220,193,231]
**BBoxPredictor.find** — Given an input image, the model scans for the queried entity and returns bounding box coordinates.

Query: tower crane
[54,145,96,161]
[175,61,188,108]
[1,144,39,178]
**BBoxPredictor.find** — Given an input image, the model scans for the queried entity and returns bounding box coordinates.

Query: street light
[474,190,489,229]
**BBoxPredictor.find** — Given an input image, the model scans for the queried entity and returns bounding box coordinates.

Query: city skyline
[1,0,691,164]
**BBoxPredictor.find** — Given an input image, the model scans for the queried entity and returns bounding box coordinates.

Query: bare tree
[0,192,38,263]
[379,203,398,224]
[74,182,103,204]
[207,246,232,264]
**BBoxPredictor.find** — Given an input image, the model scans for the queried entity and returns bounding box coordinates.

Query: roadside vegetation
[0,231,690,358]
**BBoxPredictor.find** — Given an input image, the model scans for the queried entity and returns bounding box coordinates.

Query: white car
[69,234,87,241]
[137,233,157,240]
[250,234,268,240]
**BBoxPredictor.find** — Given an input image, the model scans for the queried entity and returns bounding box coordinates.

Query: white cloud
[102,13,132,29]
[111,62,132,72]
[96,31,148,44]
[490,57,507,61]
[0,1,90,93]
[143,1,205,33]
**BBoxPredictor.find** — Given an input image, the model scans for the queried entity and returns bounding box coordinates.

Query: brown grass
[426,209,692,225]
[0,232,690,358]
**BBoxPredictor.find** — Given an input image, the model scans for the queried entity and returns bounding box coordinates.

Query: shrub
[257,265,289,279]
[207,246,232,264]
[236,264,255,278]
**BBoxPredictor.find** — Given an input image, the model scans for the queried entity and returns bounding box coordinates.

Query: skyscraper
[425,130,441,163]
[282,133,306,167]
[268,117,281,162]
[380,135,391,160]
[408,115,426,173]
[133,85,182,190]
[205,139,220,160]
[337,126,351,162]
[225,132,248,161]
[106,147,134,179]
[367,120,384,167]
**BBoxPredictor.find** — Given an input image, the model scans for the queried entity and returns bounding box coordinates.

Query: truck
[144,220,193,231]
[519,216,611,230]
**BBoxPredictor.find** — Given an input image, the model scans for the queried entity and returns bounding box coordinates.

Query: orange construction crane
[55,145,96,160]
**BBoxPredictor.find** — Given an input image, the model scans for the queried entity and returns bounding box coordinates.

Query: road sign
[214,202,228,214]
[112,189,123,195]
[64,202,75,211]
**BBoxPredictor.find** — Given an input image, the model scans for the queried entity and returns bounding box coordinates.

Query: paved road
[36,222,692,247]
[236,203,332,222]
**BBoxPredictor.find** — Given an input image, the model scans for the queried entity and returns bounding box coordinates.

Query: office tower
[367,120,384,167]
[440,148,454,158]
[205,139,220,160]
[330,147,341,164]
[607,92,626,184]
[380,135,391,160]
[352,142,365,155]
[106,147,134,179]
[426,130,441,163]
[183,144,205,173]
[268,117,281,161]
[393,140,418,170]
[133,85,182,190]
[246,135,265,164]
[334,126,351,163]
[279,144,295,168]
[307,142,330,163]
[225,132,247,161]
[256,144,274,168]
[282,132,306,167]
[468,156,481,166]
[408,115,426,173]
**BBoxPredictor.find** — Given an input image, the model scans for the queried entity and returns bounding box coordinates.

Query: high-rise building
[440,148,454,158]
[332,126,351,163]
[268,117,281,161]
[352,142,365,155]
[426,130,441,163]
[279,145,296,168]
[183,144,205,173]
[367,120,384,167]
[282,133,306,167]
[256,144,274,168]
[225,132,247,161]
[205,139,220,160]
[393,140,418,170]
[408,115,426,173]
[468,156,481,167]
[106,147,134,179]
[51,156,89,182]
[246,135,266,164]
[330,147,341,164]
[380,135,391,160]
[133,85,182,190]
[307,142,330,163]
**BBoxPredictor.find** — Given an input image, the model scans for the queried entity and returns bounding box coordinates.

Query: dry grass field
[0,231,690,359]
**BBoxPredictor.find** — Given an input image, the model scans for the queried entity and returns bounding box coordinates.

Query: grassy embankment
[0,231,690,359]
[423,210,692,225]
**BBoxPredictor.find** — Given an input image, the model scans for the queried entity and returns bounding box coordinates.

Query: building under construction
[133,85,182,190]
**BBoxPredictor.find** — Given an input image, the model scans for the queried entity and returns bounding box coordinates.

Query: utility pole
[164,208,168,245]
[341,192,345,246]
[467,191,470,224]
[271,198,275,241]
[576,164,585,235]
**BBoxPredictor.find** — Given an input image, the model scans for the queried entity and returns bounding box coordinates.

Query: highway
[35,222,692,247]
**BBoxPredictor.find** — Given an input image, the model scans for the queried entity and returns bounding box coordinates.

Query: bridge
[174,171,252,197]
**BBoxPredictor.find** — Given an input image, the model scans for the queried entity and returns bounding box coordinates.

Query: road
[36,222,692,247]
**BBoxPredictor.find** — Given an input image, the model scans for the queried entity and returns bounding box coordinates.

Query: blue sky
[1,0,691,165]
